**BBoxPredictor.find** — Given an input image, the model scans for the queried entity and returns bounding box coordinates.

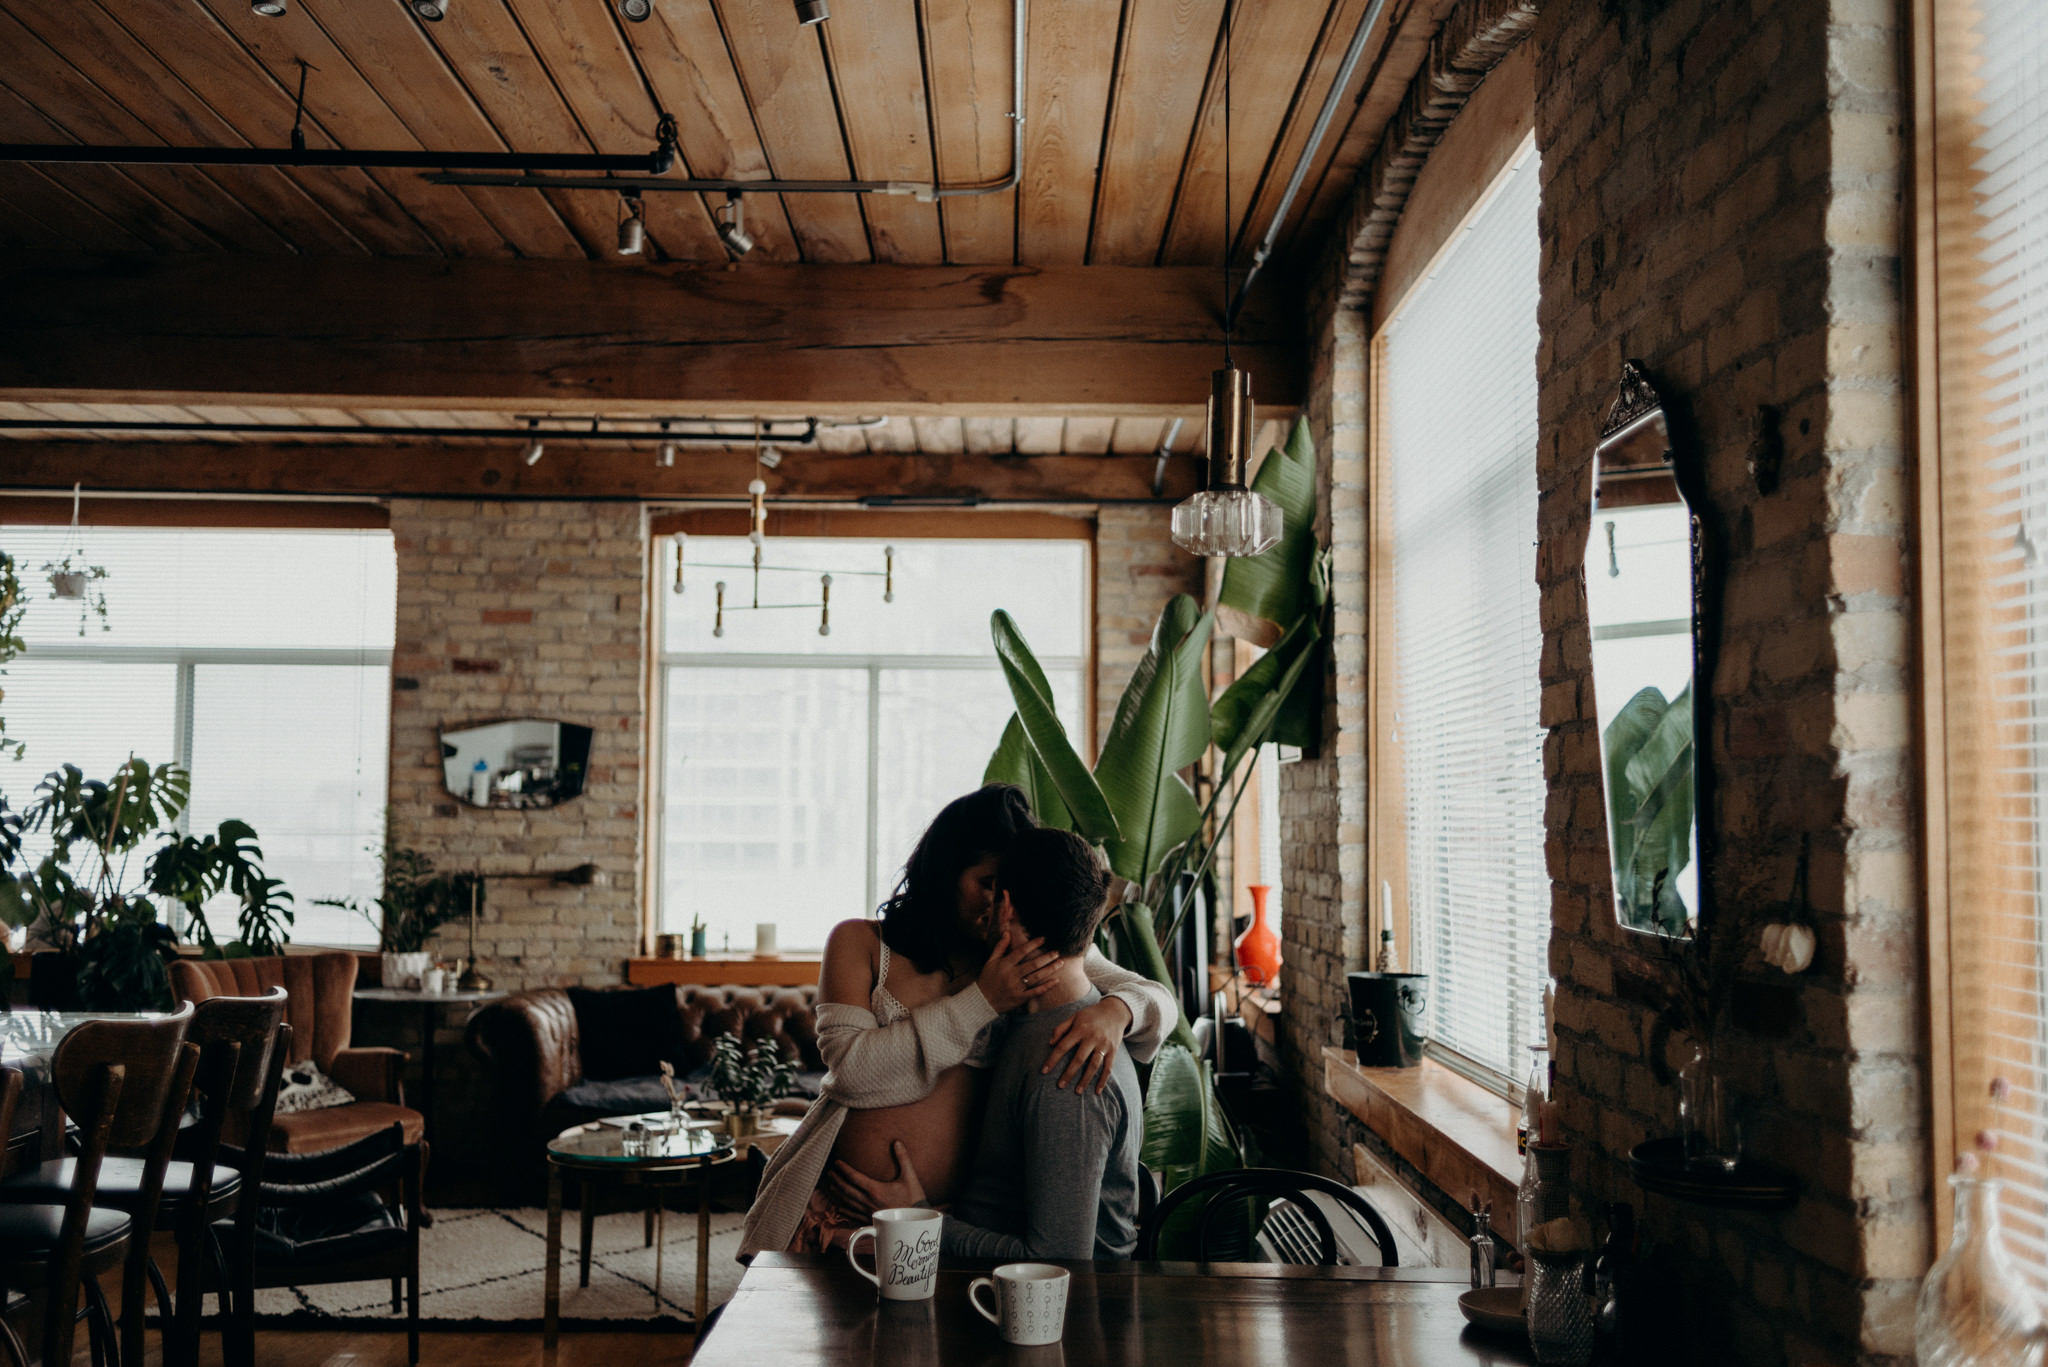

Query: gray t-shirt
[940,987,1141,1261]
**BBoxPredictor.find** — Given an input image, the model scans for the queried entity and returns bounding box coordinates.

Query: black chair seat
[237,1190,406,1268]
[0,1203,131,1261]
[0,1156,243,1212]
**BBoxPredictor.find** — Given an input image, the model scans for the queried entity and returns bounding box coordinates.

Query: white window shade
[1,527,395,948]
[1935,0,2048,1293]
[1379,142,1546,1080]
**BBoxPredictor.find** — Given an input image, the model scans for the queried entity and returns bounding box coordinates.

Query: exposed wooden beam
[0,254,1301,416]
[0,440,1203,503]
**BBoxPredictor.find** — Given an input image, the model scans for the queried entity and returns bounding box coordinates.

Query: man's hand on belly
[826,1140,929,1218]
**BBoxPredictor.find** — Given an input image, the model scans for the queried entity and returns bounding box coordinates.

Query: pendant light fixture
[1170,0,1281,560]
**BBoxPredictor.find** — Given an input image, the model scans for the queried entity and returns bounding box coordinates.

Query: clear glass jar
[1526,1249,1596,1367]
[1915,1174,2047,1367]
[1677,1050,1740,1171]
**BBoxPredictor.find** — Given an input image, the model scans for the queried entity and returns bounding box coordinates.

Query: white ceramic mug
[968,1262,1070,1345]
[846,1207,943,1301]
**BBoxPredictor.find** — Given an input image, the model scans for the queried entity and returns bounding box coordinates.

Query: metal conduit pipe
[0,417,897,446]
[0,139,678,175]
[1224,0,1392,331]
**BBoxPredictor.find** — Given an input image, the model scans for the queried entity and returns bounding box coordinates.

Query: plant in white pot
[315,821,478,989]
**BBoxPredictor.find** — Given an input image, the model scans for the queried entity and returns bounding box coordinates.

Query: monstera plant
[1604,682,1695,936]
[983,417,1330,1199]
[0,760,296,1009]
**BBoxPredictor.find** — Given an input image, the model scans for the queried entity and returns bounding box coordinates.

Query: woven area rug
[249,1206,748,1331]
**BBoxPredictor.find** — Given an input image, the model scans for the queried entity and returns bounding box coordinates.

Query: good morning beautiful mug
[968,1262,1071,1346]
[846,1207,944,1302]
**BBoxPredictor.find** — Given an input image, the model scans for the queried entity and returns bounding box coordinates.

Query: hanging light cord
[1221,0,1234,371]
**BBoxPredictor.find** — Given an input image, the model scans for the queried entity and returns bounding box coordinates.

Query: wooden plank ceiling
[0,0,1454,271]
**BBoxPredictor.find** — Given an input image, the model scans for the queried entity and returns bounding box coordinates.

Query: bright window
[1371,140,1546,1082]
[1920,0,2048,1283]
[0,526,395,947]
[655,534,1089,953]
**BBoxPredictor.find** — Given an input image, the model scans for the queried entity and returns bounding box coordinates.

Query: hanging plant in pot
[0,759,296,1010]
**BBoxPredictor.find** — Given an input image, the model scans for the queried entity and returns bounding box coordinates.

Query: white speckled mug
[968,1263,1070,1345]
[847,1207,943,1301]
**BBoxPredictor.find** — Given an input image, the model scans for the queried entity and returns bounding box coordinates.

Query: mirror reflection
[1587,363,1698,937]
[441,719,593,810]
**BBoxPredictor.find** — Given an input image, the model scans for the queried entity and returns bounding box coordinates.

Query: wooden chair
[0,1005,198,1367]
[234,1122,427,1366]
[1137,1167,1400,1267]
[200,1019,296,1367]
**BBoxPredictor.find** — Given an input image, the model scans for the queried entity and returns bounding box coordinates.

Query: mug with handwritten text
[846,1207,943,1302]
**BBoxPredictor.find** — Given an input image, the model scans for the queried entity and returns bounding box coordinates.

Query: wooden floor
[76,1328,696,1367]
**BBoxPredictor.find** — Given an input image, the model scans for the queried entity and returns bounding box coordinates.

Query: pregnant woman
[740,783,1174,1256]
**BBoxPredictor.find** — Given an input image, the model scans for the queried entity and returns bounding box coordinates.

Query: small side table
[544,1122,737,1346]
[349,987,506,1157]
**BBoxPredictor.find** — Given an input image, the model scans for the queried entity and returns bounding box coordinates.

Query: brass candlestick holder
[457,879,492,992]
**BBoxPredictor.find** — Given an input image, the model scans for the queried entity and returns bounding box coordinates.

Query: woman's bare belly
[831,1064,985,1206]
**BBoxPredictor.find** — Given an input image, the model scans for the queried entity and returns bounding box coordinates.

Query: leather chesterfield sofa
[464,983,824,1200]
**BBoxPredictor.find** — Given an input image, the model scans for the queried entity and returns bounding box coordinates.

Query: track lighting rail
[0,417,884,446]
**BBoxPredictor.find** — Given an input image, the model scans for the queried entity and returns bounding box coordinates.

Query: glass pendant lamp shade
[1171,365,1283,557]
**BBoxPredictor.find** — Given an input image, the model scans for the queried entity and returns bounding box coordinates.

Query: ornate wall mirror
[1586,362,1706,939]
[441,718,593,810]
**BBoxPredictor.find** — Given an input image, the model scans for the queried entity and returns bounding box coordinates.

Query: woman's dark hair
[875,784,1037,974]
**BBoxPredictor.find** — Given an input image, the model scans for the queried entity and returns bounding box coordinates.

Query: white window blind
[1930,0,2048,1291]
[1379,141,1546,1081]
[658,536,1088,952]
[0,527,395,947]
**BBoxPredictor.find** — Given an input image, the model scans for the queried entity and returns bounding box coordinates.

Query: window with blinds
[1372,139,1547,1082]
[1921,0,2048,1289]
[0,526,395,948]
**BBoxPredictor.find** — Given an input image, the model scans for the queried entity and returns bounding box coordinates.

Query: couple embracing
[740,784,1171,1262]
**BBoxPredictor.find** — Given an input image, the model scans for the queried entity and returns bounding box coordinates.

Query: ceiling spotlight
[617,194,646,256]
[716,192,754,260]
[410,0,446,20]
[758,446,783,470]
[657,424,677,467]
[251,0,286,14]
[520,421,545,467]
[794,0,828,23]
[619,0,652,19]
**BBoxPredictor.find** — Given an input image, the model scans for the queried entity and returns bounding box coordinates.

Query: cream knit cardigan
[738,947,1175,1258]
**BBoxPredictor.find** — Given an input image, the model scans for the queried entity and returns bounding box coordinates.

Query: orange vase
[1234,884,1281,986]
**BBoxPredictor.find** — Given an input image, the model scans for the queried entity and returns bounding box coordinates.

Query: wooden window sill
[1323,1046,1521,1227]
[628,954,822,987]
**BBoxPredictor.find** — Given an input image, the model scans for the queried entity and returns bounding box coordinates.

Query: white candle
[755,922,778,956]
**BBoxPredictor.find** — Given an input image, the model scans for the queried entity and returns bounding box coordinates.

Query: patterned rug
[249,1205,749,1330]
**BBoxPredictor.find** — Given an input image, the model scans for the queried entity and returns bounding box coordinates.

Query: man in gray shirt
[827,827,1142,1260]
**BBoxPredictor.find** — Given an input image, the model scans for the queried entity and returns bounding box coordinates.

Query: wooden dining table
[695,1253,1536,1366]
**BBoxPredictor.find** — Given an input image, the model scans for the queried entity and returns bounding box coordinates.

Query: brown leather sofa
[465,984,823,1199]
[169,952,426,1153]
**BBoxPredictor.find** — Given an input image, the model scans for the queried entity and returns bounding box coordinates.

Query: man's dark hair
[995,827,1111,958]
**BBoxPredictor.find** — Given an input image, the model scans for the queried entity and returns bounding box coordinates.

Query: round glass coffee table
[544,1120,737,1346]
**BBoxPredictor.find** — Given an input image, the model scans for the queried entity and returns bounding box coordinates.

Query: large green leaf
[1603,684,1694,934]
[1217,416,1323,647]
[990,610,1118,842]
[983,713,1075,832]
[1105,900,1198,1052]
[1139,1041,1242,1200]
[1210,616,1321,781]
[1094,595,1212,888]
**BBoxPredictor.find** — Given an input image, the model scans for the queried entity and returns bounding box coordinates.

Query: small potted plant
[689,913,708,959]
[316,818,477,990]
[709,1033,796,1139]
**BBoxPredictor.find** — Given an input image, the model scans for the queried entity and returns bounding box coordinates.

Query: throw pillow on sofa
[567,985,683,1080]
[275,1058,357,1114]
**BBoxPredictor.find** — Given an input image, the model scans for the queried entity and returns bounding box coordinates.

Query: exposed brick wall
[1094,506,1205,751]
[1533,0,1921,1362]
[384,500,647,994]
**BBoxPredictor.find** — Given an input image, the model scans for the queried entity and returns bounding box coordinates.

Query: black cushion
[0,1203,130,1262]
[557,1077,673,1115]
[567,986,684,1081]
[1,1157,242,1213]
[238,1190,405,1268]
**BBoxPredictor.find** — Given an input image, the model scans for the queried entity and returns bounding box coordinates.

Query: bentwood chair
[1137,1167,1400,1267]
[0,1005,199,1367]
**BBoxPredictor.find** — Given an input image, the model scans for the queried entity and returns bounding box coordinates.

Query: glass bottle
[1915,1174,2048,1367]
[1519,1045,1549,1155]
